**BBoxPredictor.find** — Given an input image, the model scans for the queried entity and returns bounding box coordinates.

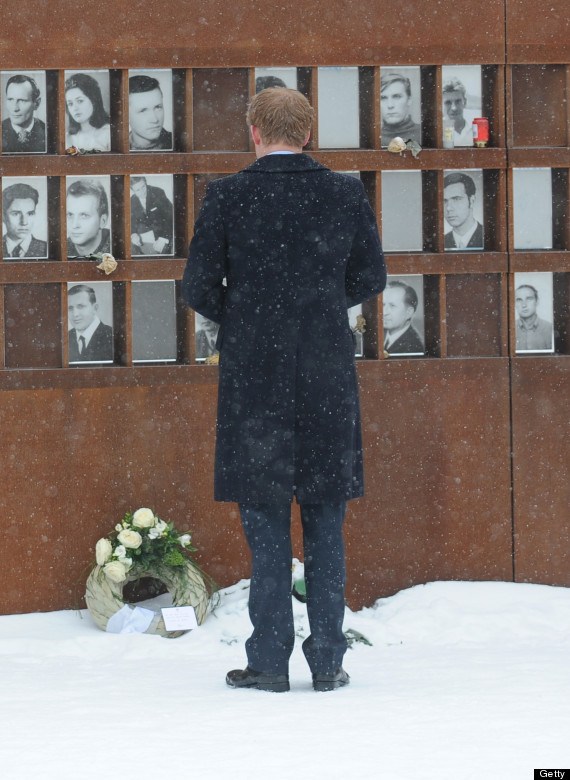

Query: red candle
[472,117,490,147]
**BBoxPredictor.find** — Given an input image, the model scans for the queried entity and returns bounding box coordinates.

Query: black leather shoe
[226,666,290,692]
[312,667,350,692]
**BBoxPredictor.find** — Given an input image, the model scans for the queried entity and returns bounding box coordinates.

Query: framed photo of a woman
[64,71,111,152]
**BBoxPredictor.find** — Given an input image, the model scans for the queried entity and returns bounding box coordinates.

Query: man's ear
[303,131,311,147]
[250,125,263,146]
[34,97,41,110]
[99,214,108,229]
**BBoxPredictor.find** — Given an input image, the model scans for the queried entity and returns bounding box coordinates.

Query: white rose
[118,556,133,571]
[132,508,156,529]
[114,545,127,559]
[117,529,143,549]
[95,538,113,565]
[178,534,191,547]
[115,524,122,532]
[148,519,168,540]
[103,560,128,583]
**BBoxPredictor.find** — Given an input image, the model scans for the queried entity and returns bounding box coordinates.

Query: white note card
[161,606,198,631]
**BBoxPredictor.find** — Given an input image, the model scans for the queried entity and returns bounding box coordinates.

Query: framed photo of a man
[1,70,47,154]
[348,305,364,357]
[128,69,173,152]
[2,176,48,260]
[380,66,422,148]
[443,169,484,251]
[66,175,112,258]
[383,275,425,356]
[67,281,114,364]
[514,272,554,354]
[254,68,297,92]
[441,65,482,147]
[132,281,177,363]
[195,312,219,362]
[318,67,360,148]
[130,174,174,256]
[64,70,111,152]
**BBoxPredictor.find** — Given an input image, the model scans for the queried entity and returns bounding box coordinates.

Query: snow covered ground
[1,578,569,780]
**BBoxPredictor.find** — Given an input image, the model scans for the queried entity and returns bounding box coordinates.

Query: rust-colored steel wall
[0,0,568,614]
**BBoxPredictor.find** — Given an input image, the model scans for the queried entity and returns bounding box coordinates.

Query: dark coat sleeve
[345,184,386,308]
[182,182,227,324]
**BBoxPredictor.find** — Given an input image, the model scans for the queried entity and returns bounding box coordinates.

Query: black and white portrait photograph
[1,70,47,154]
[2,176,48,259]
[64,70,111,152]
[66,175,112,258]
[513,167,553,249]
[441,65,482,147]
[67,281,113,364]
[318,66,360,149]
[132,281,177,363]
[348,305,364,357]
[514,272,554,354]
[128,69,173,152]
[381,170,423,251]
[195,312,220,362]
[443,169,484,251]
[130,174,174,256]
[383,275,425,356]
[254,67,297,93]
[380,66,422,148]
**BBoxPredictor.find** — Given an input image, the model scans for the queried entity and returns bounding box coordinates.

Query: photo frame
[254,67,298,92]
[66,175,112,258]
[383,275,425,356]
[443,169,484,251]
[348,305,364,357]
[67,281,114,365]
[1,70,47,154]
[64,70,111,152]
[132,281,177,362]
[513,168,553,250]
[514,272,554,354]
[130,174,174,256]
[441,65,482,147]
[195,312,219,362]
[381,170,423,252]
[128,68,173,152]
[2,176,49,260]
[318,67,360,149]
[380,66,422,148]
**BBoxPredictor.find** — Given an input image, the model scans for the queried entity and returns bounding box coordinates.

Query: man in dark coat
[68,284,113,363]
[183,88,386,693]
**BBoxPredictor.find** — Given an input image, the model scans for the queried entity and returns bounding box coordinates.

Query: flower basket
[85,508,216,638]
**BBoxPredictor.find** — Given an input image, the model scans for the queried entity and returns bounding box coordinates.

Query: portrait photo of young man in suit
[67,283,113,364]
[130,175,174,255]
[1,72,47,154]
[2,180,48,259]
[444,171,484,251]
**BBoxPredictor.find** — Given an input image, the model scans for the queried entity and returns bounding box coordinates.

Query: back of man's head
[246,88,313,147]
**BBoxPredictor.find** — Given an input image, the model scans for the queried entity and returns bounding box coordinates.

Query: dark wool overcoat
[182,153,386,503]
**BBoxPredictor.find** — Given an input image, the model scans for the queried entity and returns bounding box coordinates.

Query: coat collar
[244,153,328,174]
